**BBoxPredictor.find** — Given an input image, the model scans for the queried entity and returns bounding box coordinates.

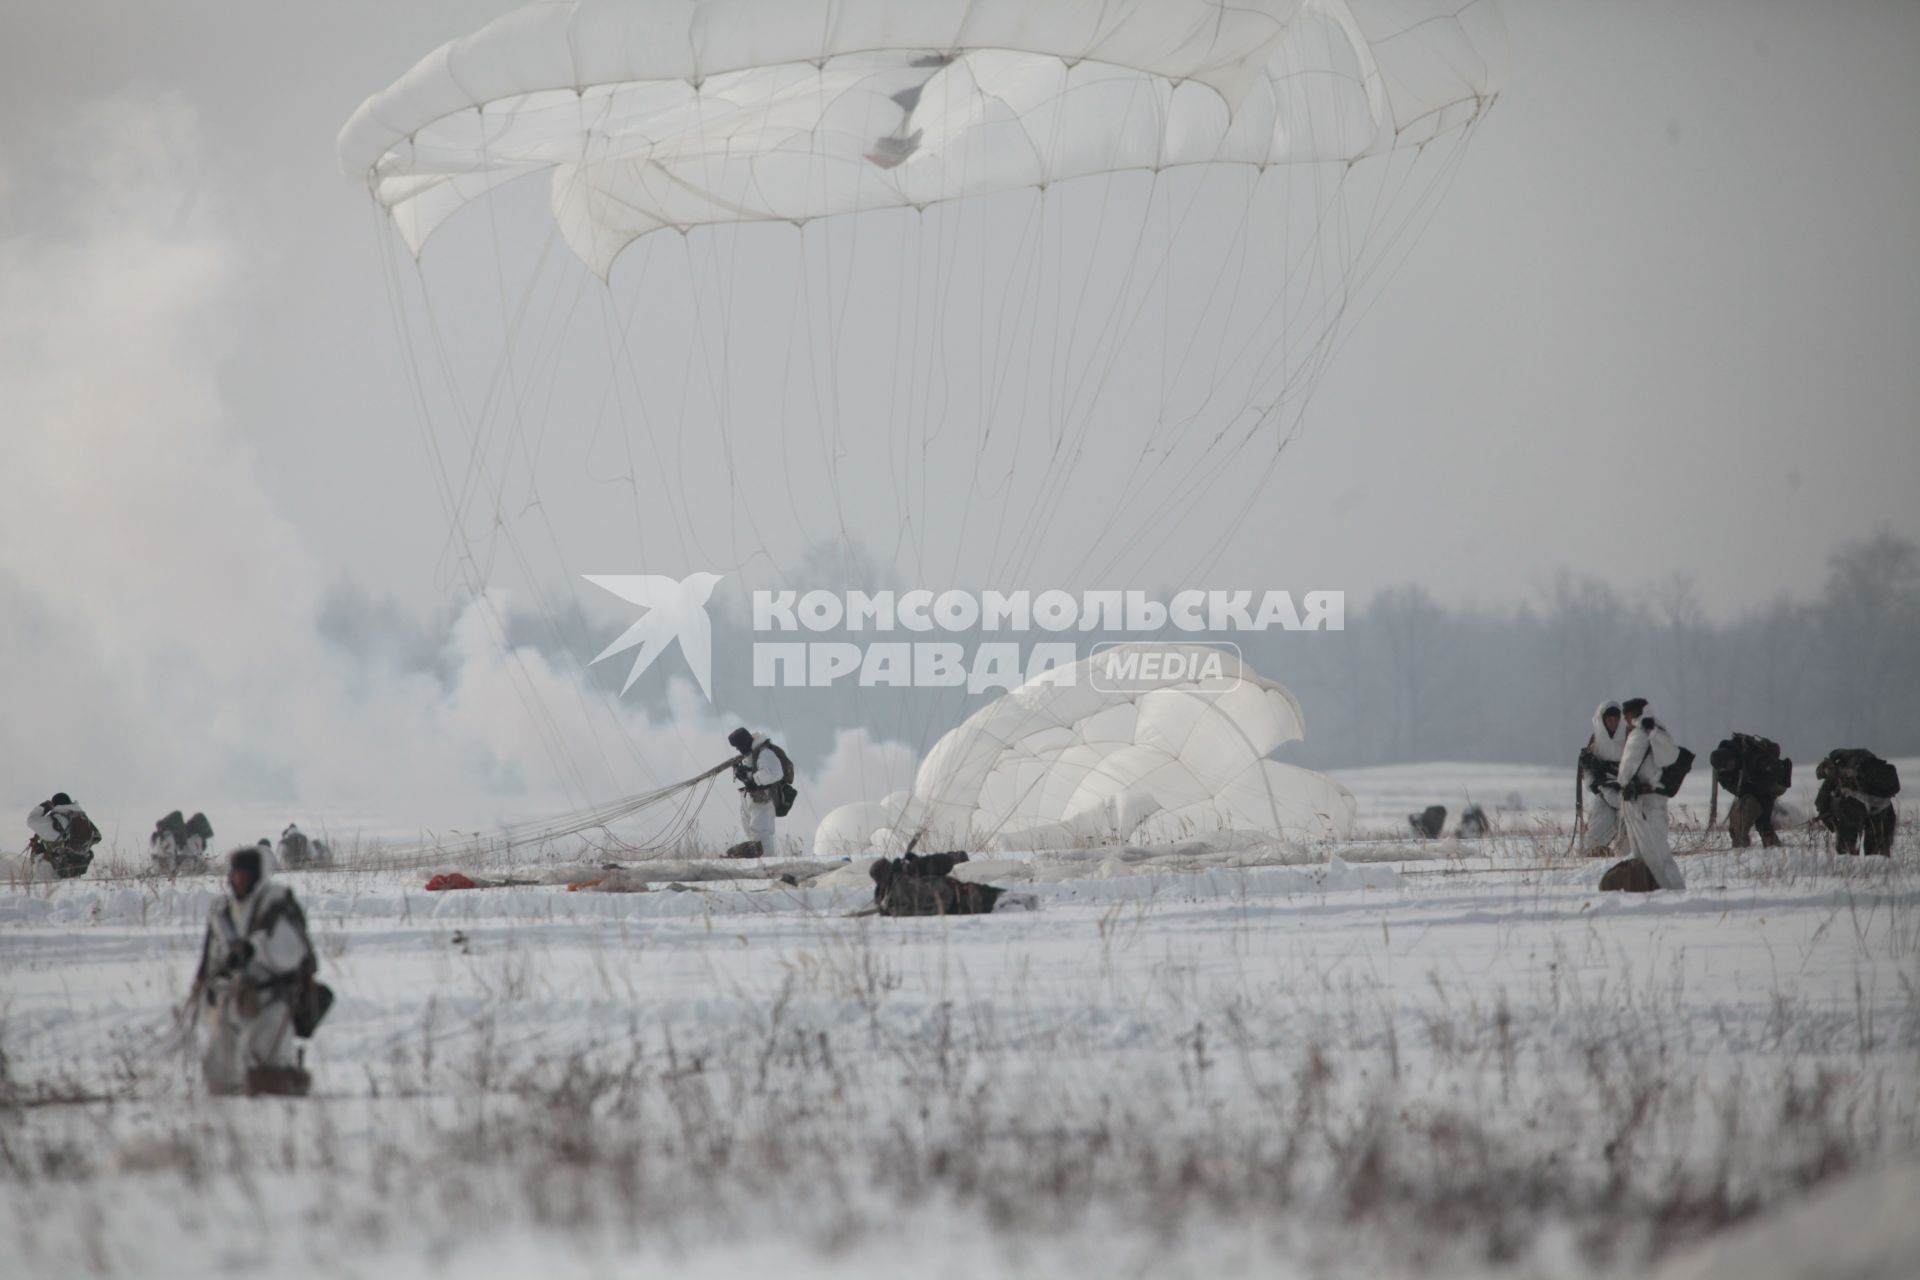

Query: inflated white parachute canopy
[814,645,1356,854]
[339,0,1504,276]
[337,1,1502,815]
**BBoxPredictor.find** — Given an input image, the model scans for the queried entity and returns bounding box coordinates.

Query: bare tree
[1818,532,1920,747]
[1649,572,1706,730]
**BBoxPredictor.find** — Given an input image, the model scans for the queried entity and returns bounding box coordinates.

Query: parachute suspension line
[565,91,720,615]
[1139,136,1480,599]
[427,116,669,803]
[693,228,765,572]
[910,63,983,581]
[576,237,725,782]
[812,79,920,810]
[352,759,736,871]
[456,149,656,796]
[903,150,1249,830]
[1083,346,1304,584]
[587,237,735,782]
[487,245,678,790]
[446,127,643,799]
[1001,164,1219,587]
[773,231,822,562]
[1010,175,1208,582]
[371,211,596,813]
[845,140,1482,844]
[603,242,713,571]
[409,268,604,810]
[1250,130,1469,432]
[883,172,1067,821]
[909,91,1056,781]
[765,86,877,791]
[1316,121,1484,389]
[979,161,1142,582]
[898,151,975,801]
[949,188,1048,592]
[1062,164,1265,585]
[897,79,999,783]
[596,234,735,786]
[367,208,468,600]
[1082,142,1457,587]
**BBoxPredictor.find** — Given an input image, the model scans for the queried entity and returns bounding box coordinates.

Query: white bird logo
[583,572,723,700]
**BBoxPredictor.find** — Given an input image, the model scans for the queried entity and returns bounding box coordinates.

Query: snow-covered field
[4,765,1918,1279]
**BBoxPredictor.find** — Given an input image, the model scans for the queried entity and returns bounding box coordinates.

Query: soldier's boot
[246,1064,312,1097]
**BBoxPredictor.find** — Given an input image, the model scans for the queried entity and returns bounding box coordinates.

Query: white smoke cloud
[786,727,923,849]
[0,95,922,856]
[7,93,1503,866]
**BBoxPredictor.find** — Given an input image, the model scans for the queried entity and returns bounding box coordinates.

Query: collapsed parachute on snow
[340,0,1503,274]
[814,645,1355,854]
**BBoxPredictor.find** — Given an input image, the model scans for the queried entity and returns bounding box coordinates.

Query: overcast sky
[4,1,1917,835]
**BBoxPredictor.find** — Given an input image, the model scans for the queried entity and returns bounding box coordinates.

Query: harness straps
[766,740,795,786]
[746,740,796,790]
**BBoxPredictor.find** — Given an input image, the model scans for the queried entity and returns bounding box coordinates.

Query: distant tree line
[1253,532,1920,768]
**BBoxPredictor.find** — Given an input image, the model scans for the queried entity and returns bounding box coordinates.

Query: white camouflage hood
[1589,700,1626,762]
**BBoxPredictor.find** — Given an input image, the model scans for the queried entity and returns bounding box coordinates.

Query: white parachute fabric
[339,0,1503,275]
[341,1,1502,823]
[810,791,909,858]
[816,646,1355,853]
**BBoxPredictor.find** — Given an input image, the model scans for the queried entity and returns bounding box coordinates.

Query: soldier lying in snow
[869,851,1006,917]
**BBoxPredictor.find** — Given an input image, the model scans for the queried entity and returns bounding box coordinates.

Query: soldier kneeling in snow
[151,810,215,873]
[870,851,1007,916]
[26,792,100,880]
[1708,734,1792,848]
[1815,749,1900,857]
[195,844,332,1096]
[276,822,331,870]
[1407,805,1447,839]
